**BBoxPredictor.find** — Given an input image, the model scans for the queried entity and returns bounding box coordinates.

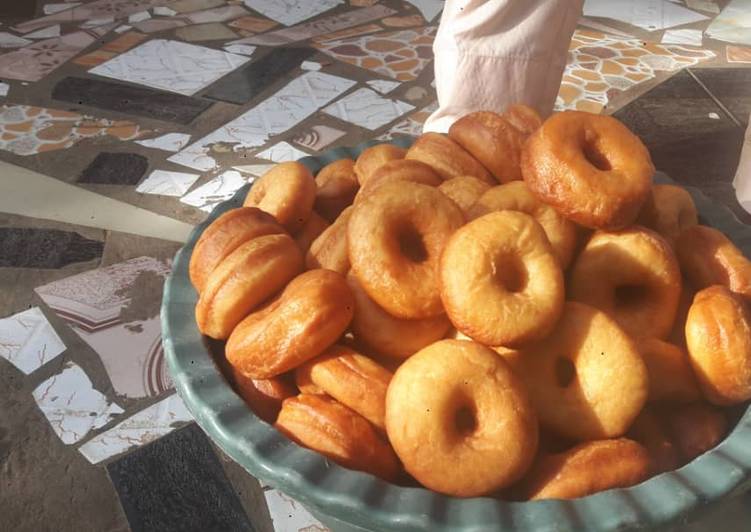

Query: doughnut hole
[397,222,428,263]
[494,254,529,294]
[449,391,478,438]
[582,132,613,172]
[554,357,576,388]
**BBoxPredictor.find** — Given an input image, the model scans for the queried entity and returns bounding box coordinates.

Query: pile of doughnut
[189,104,751,500]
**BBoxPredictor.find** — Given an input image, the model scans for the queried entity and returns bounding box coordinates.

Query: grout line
[686,68,743,128]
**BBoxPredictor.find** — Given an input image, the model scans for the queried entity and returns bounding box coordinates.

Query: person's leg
[733,116,751,213]
[424,0,584,133]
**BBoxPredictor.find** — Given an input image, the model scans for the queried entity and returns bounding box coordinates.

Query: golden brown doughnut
[569,227,681,339]
[189,207,284,293]
[637,184,698,246]
[638,338,701,403]
[405,132,494,184]
[664,402,727,462]
[293,211,329,254]
[354,143,406,186]
[628,407,680,474]
[676,225,751,299]
[276,394,400,481]
[348,181,464,319]
[685,285,751,405]
[195,234,303,340]
[232,369,297,424]
[306,206,352,274]
[510,302,648,441]
[296,344,392,430]
[448,111,526,183]
[385,340,538,497]
[294,367,326,395]
[522,111,653,230]
[440,210,564,347]
[437,175,491,216]
[503,104,543,136]
[355,159,442,203]
[468,181,578,268]
[244,161,316,233]
[226,269,354,378]
[314,158,359,222]
[669,283,695,346]
[516,439,651,500]
[347,274,450,360]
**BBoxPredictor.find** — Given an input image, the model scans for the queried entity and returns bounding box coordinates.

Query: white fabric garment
[732,115,751,213]
[425,0,584,133]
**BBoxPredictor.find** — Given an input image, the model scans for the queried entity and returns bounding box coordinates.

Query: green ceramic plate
[163,138,751,532]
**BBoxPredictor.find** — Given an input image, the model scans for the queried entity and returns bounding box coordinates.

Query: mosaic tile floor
[0,1,749,531]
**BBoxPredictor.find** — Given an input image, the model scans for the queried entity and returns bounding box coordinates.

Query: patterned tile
[232,163,275,177]
[403,0,443,21]
[33,362,124,444]
[685,0,720,14]
[131,18,188,33]
[256,141,309,162]
[311,23,381,43]
[185,4,248,24]
[292,124,346,150]
[89,39,250,97]
[0,104,146,156]
[315,26,436,81]
[704,0,751,47]
[179,170,248,212]
[79,152,149,186]
[243,0,344,26]
[174,23,239,42]
[378,100,437,140]
[383,14,425,28]
[136,170,201,196]
[44,3,82,15]
[555,29,716,113]
[0,32,32,48]
[366,79,401,94]
[227,15,278,33]
[223,44,256,56]
[35,256,173,399]
[0,307,66,374]
[661,29,703,46]
[72,31,148,67]
[171,0,224,13]
[169,71,356,171]
[582,0,708,32]
[13,0,163,34]
[26,25,61,39]
[135,133,192,152]
[323,87,414,130]
[727,45,751,63]
[264,489,328,532]
[0,228,103,269]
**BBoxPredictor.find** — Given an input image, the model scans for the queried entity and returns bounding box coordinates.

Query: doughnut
[516,439,651,500]
[628,407,680,474]
[468,181,578,268]
[293,211,329,254]
[189,207,283,293]
[448,111,526,183]
[296,344,392,430]
[569,227,681,339]
[232,369,297,424]
[510,302,648,441]
[503,103,543,136]
[638,338,701,403]
[294,365,325,395]
[664,402,727,462]
[676,225,751,299]
[637,184,698,246]
[354,143,406,186]
[348,181,464,319]
[226,269,354,378]
[195,234,303,340]
[314,158,359,222]
[439,210,564,347]
[405,132,494,184]
[306,206,352,274]
[669,284,695,346]
[437,175,491,216]
[685,285,751,405]
[385,340,538,497]
[521,111,653,230]
[347,274,450,360]
[244,161,316,232]
[355,159,442,203]
[276,394,400,481]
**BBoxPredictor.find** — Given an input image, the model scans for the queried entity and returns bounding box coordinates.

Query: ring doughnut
[439,210,564,347]
[355,159,442,203]
[232,369,297,424]
[348,181,464,319]
[189,207,283,292]
[294,366,325,395]
[354,143,406,186]
[503,104,543,136]
[685,285,751,405]
[510,302,648,441]
[293,211,329,254]
[569,227,681,339]
[664,402,727,462]
[306,206,352,274]
[314,158,359,222]
[628,407,680,473]
[405,132,494,183]
[226,269,354,378]
[276,394,400,481]
[676,225,751,299]
[244,161,316,232]
[437,175,491,216]
[522,111,653,229]
[347,274,450,360]
[385,340,538,497]
[516,439,650,500]
[296,344,392,430]
[669,284,695,346]
[195,234,303,339]
[638,338,700,403]
[637,184,698,245]
[448,111,526,183]
[468,181,578,268]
